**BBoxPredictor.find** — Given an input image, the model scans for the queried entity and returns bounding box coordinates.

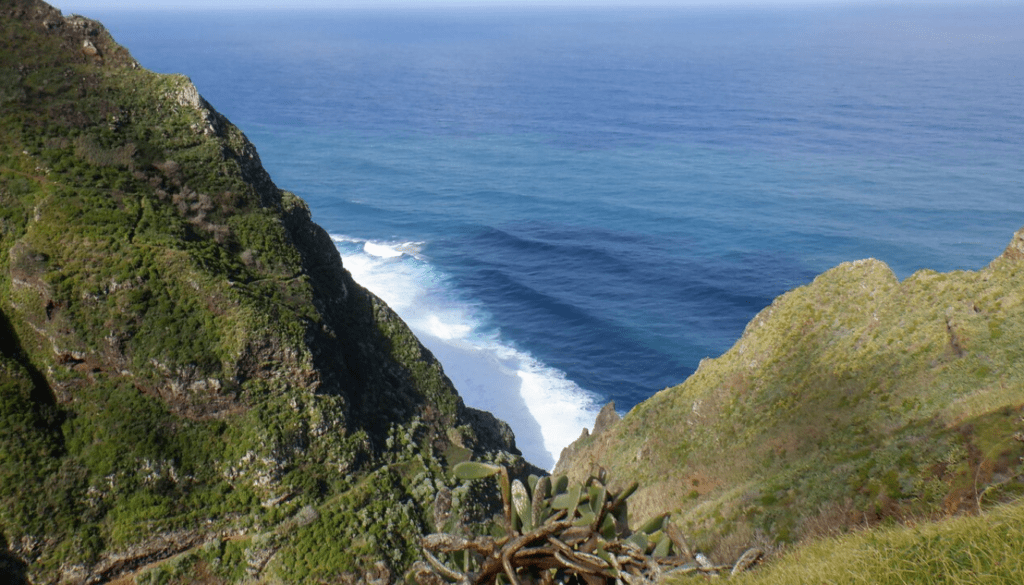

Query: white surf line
[331,234,601,470]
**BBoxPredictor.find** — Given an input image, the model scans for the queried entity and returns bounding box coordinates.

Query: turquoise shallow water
[86,3,1024,468]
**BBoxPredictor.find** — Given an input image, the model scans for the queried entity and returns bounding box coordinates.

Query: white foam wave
[332,234,601,470]
[363,241,404,258]
[332,235,426,260]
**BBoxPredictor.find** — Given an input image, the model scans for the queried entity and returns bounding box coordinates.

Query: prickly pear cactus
[410,463,762,584]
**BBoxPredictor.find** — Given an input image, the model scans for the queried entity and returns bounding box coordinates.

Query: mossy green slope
[557,229,1024,562]
[0,2,524,583]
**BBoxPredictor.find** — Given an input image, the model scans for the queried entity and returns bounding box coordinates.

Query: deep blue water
[79,3,1024,468]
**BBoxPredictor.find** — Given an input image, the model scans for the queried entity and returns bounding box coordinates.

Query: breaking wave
[331,234,602,470]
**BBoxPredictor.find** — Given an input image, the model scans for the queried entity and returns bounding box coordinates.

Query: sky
[50,0,990,13]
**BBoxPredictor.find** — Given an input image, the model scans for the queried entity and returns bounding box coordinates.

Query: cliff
[556,227,1024,562]
[0,2,526,583]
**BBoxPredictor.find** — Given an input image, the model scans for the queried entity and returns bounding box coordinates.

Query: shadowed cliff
[0,2,526,582]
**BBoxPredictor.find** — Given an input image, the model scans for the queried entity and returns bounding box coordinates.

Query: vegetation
[0,2,523,583]
[666,497,1024,585]
[5,2,1023,583]
[414,463,762,584]
[556,249,1024,564]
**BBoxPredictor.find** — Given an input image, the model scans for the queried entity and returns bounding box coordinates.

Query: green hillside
[669,497,1024,585]
[0,2,527,583]
[556,229,1024,564]
[4,1,1023,583]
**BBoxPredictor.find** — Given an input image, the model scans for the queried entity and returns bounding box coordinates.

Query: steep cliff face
[0,2,523,583]
[557,228,1024,561]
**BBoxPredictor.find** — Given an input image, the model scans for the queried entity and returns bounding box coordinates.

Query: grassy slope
[0,2,523,582]
[558,230,1024,563]
[668,497,1024,585]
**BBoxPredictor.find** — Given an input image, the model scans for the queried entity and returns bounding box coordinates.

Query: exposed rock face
[554,401,618,475]
[592,401,621,436]
[557,232,1024,559]
[0,2,522,583]
[998,225,1024,262]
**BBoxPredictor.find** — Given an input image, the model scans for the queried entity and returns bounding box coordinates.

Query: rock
[461,406,520,454]
[997,225,1024,262]
[552,401,618,475]
[0,534,30,585]
[592,400,620,436]
[80,38,99,58]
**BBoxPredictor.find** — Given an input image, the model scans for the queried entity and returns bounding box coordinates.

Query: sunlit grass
[667,498,1024,585]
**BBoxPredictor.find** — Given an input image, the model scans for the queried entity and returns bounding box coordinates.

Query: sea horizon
[70,1,1024,469]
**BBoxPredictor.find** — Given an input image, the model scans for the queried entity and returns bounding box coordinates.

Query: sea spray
[332,235,601,470]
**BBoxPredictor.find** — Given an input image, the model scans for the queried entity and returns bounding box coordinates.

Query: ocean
[79,2,1024,469]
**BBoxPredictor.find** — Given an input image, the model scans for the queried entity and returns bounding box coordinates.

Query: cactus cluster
[410,463,762,584]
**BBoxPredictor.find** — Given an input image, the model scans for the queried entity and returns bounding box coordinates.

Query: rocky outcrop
[553,401,618,476]
[997,225,1024,262]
